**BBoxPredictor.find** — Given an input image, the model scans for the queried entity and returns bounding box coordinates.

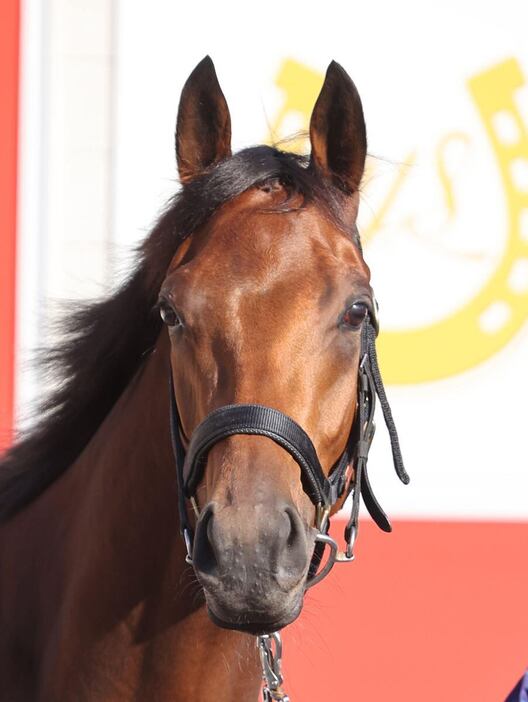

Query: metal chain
[257,632,290,702]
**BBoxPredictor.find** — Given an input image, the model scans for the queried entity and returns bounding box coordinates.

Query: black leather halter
[169,308,410,586]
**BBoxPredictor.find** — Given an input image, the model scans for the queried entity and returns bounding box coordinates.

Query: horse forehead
[198,201,363,280]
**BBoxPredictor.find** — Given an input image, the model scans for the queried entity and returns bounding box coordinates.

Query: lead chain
[257,632,290,702]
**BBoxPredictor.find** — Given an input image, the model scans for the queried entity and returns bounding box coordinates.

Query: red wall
[284,519,528,701]
[0,0,20,451]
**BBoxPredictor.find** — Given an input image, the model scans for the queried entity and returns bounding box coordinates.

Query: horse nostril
[274,506,308,586]
[193,503,218,575]
[193,501,309,590]
[284,506,300,548]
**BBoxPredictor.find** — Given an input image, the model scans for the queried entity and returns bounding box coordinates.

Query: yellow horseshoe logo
[271,57,528,384]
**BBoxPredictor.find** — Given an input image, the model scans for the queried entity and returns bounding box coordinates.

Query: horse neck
[32,334,261,700]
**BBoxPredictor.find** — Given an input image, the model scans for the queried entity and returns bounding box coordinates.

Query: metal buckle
[315,504,330,532]
[359,351,369,373]
[337,524,357,562]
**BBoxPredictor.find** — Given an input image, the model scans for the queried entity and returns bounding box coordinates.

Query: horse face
[160,57,370,634]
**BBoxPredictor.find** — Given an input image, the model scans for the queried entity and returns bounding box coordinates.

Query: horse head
[160,57,379,634]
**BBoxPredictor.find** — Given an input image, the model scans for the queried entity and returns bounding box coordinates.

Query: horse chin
[204,591,304,636]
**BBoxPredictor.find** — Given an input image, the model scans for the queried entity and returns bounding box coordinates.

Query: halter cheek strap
[169,312,410,585]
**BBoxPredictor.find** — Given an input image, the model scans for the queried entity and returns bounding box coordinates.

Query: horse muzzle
[192,501,311,634]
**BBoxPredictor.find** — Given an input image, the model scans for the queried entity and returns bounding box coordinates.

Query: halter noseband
[169,306,410,588]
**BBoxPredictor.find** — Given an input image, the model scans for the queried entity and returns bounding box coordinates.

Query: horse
[0,57,408,701]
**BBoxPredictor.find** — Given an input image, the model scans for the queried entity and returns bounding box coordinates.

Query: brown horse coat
[0,57,376,700]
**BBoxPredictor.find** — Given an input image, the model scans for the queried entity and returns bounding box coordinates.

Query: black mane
[0,146,357,522]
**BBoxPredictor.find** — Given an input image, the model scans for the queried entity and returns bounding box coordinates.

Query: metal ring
[304,533,338,589]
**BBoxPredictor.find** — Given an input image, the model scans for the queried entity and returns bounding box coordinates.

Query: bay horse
[0,57,408,700]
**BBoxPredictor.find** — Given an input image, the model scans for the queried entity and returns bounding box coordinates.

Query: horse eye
[159,301,181,327]
[342,302,368,329]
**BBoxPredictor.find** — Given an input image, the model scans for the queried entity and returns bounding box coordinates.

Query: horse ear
[309,61,367,193]
[176,56,232,183]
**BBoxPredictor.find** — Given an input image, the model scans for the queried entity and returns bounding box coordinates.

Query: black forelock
[172,145,356,236]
